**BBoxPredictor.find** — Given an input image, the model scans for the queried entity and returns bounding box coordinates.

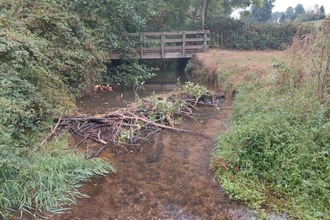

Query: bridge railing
[110,30,210,59]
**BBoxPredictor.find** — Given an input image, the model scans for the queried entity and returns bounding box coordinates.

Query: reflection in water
[77,71,188,115]
[52,77,254,220]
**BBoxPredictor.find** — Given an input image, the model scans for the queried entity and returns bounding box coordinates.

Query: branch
[40,112,64,146]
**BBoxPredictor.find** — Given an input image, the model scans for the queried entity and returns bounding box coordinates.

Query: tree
[285,6,296,20]
[280,13,286,23]
[271,11,282,22]
[201,0,206,29]
[320,5,326,20]
[146,0,271,31]
[249,0,274,23]
[295,4,305,15]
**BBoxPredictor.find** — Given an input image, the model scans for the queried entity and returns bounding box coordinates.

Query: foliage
[249,0,274,23]
[104,59,156,86]
[144,93,187,124]
[206,16,314,50]
[0,0,158,217]
[294,4,305,15]
[212,20,330,219]
[285,6,297,21]
[139,0,267,31]
[0,137,115,218]
[280,4,326,23]
[180,82,208,97]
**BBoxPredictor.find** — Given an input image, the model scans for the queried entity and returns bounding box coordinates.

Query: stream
[49,72,255,220]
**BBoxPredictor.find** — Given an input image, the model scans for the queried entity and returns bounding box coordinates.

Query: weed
[212,19,330,219]
[0,136,114,219]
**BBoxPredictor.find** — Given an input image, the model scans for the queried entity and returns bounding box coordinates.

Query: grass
[203,21,330,218]
[193,50,289,95]
[304,20,323,28]
[212,80,330,219]
[0,134,115,219]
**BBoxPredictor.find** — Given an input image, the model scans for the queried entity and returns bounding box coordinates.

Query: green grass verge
[0,135,115,219]
[212,80,330,219]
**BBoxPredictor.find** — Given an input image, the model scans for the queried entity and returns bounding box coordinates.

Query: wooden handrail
[111,30,210,59]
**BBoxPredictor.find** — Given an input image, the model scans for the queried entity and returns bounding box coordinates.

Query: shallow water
[49,85,255,220]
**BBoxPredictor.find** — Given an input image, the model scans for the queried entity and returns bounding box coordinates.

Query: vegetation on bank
[0,0,157,218]
[0,0,324,218]
[0,138,114,218]
[212,17,330,219]
[206,16,315,50]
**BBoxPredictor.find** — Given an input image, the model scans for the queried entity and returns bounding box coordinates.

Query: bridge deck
[110,30,210,59]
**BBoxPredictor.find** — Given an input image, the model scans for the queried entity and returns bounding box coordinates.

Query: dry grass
[193,49,290,94]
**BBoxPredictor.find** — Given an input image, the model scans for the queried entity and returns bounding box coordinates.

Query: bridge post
[161,32,165,58]
[140,35,144,58]
[182,31,186,57]
[204,30,208,52]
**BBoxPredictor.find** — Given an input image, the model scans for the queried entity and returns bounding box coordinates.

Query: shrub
[212,23,330,218]
[206,16,315,50]
[212,80,330,218]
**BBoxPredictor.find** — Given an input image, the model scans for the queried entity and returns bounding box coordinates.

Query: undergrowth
[0,135,115,219]
[212,17,330,219]
[0,0,155,217]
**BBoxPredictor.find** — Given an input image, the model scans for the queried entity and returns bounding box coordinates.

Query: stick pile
[42,90,223,158]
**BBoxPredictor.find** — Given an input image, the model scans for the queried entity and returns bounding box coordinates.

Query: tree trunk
[193,0,201,22]
[201,0,207,29]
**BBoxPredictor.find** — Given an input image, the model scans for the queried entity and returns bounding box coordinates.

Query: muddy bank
[48,105,254,220]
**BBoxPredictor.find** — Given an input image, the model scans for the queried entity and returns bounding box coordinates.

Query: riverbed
[48,84,254,220]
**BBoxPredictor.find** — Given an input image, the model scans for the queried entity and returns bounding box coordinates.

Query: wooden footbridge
[110,30,210,59]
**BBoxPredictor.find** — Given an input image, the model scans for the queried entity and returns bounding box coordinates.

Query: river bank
[191,49,289,94]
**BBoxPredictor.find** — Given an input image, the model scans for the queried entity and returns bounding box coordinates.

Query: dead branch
[40,112,64,146]
[45,90,222,157]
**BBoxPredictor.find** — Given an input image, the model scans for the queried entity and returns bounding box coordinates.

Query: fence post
[182,31,186,58]
[204,30,208,52]
[140,34,143,59]
[161,32,165,58]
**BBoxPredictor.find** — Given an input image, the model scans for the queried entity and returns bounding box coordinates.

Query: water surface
[50,84,254,220]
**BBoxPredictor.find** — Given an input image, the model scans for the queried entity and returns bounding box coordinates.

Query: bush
[206,16,315,50]
[212,22,330,218]
[212,80,330,218]
[0,0,124,217]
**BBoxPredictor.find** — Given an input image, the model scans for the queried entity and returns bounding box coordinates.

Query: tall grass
[212,17,330,219]
[0,136,115,218]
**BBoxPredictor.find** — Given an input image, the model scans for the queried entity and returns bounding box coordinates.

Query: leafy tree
[271,11,282,23]
[295,4,305,15]
[152,0,270,30]
[285,6,297,20]
[249,0,274,23]
[320,5,326,20]
[280,13,286,23]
